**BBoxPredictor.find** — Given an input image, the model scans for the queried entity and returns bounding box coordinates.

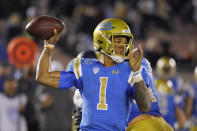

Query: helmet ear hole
[98,40,103,44]
[125,36,130,43]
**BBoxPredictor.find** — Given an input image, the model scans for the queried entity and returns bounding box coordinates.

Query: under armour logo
[112,70,119,74]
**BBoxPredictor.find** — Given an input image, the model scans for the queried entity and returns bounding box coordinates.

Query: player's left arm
[176,106,187,129]
[185,97,193,119]
[184,83,194,120]
[129,44,152,113]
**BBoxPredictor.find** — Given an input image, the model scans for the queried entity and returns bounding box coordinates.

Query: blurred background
[0,0,196,131]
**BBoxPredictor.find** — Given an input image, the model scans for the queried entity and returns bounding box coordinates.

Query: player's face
[112,36,128,56]
[4,80,18,96]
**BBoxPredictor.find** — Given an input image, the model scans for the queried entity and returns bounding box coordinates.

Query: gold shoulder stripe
[73,58,82,79]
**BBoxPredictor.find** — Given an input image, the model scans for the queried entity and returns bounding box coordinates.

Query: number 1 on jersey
[97,77,108,110]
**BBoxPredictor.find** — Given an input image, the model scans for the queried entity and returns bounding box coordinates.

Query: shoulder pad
[73,57,82,79]
[142,58,152,73]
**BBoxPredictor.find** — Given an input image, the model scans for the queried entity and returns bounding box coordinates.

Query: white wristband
[133,68,143,83]
[44,44,55,49]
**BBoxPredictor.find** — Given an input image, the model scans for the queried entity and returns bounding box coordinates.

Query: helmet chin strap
[110,54,125,63]
[97,52,104,64]
[101,50,125,63]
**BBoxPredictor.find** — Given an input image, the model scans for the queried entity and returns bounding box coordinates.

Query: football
[25,15,64,40]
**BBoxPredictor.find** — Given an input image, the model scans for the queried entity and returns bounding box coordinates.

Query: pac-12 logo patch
[93,67,99,74]
[85,60,93,64]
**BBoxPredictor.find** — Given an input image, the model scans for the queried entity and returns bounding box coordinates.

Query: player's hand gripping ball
[25,15,64,40]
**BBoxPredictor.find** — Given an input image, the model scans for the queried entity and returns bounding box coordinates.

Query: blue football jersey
[128,59,162,122]
[191,83,197,120]
[156,77,185,128]
[59,58,140,131]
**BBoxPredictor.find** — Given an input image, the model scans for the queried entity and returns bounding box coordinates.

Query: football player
[36,18,152,131]
[155,56,188,130]
[187,66,197,131]
[127,58,173,131]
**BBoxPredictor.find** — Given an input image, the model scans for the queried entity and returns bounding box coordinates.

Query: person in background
[155,56,188,130]
[0,77,27,131]
[0,39,8,62]
[0,61,11,92]
[5,12,23,44]
[35,60,73,131]
[17,67,40,131]
[186,66,197,131]
[127,57,173,131]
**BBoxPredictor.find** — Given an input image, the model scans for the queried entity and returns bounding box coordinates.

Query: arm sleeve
[59,58,83,90]
[59,71,78,89]
[141,58,154,89]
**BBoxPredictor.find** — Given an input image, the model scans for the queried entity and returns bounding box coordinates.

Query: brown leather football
[25,15,64,40]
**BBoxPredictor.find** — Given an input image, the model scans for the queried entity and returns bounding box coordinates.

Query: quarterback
[36,18,152,131]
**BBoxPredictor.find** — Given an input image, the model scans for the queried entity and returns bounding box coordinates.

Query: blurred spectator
[127,9,146,39]
[35,86,73,131]
[35,60,73,131]
[0,62,11,92]
[0,38,8,62]
[17,67,40,131]
[0,0,30,18]
[182,40,197,63]
[192,0,197,24]
[156,0,171,20]
[26,6,37,20]
[113,1,129,20]
[180,0,195,25]
[0,77,27,131]
[144,37,163,68]
[160,40,176,58]
[58,4,104,55]
[48,0,76,18]
[72,5,103,35]
[166,0,187,18]
[5,12,23,44]
[24,6,38,30]
[58,31,78,56]
[138,0,173,32]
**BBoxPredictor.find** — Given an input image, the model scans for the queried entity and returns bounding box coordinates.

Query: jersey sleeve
[59,58,83,90]
[128,58,155,98]
[141,58,154,88]
[188,84,195,98]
